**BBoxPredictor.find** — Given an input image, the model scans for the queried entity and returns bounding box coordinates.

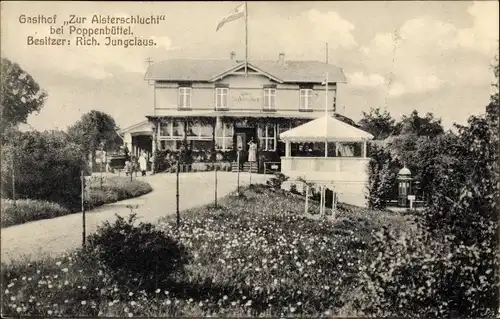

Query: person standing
[247,138,257,163]
[139,152,148,176]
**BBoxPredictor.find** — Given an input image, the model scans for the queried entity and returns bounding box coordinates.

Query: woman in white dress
[139,152,148,176]
[247,138,257,162]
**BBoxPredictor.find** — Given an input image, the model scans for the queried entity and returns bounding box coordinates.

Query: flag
[216,3,245,32]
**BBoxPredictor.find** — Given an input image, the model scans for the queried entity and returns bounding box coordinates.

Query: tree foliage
[358,107,398,140]
[398,110,444,137]
[1,130,86,209]
[360,51,500,317]
[0,58,47,132]
[366,145,398,209]
[67,110,121,157]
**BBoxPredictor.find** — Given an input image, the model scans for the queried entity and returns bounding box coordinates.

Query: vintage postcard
[1,1,499,317]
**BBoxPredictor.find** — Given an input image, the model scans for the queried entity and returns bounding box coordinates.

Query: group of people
[124,152,149,177]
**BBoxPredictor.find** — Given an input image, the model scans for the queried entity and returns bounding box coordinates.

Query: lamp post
[397,165,412,208]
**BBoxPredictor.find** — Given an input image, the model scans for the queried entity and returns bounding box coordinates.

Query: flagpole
[245,1,248,76]
[325,43,329,158]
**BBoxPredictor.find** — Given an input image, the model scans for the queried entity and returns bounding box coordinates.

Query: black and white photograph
[1,1,499,317]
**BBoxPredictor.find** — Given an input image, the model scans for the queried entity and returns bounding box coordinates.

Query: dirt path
[1,172,270,264]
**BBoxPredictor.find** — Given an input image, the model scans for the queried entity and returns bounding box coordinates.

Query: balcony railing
[281,156,370,182]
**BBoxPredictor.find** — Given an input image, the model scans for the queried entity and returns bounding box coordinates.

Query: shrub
[354,226,498,317]
[86,177,152,209]
[1,130,86,210]
[289,183,298,194]
[86,213,190,290]
[1,199,70,227]
[365,144,398,209]
[266,172,288,190]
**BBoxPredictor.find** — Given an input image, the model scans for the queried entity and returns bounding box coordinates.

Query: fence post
[304,184,309,215]
[11,150,16,207]
[81,170,86,248]
[100,160,103,190]
[176,160,180,228]
[237,150,240,195]
[249,161,252,186]
[214,163,218,207]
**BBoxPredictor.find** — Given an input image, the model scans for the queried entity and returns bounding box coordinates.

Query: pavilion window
[178,87,191,108]
[215,122,233,151]
[259,123,276,151]
[336,142,362,157]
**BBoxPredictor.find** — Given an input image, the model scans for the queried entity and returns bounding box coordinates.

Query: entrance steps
[231,161,258,173]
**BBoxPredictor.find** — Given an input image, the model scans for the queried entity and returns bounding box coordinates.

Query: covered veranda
[280,115,374,209]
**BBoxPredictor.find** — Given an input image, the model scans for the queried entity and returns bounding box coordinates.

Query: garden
[1,184,417,317]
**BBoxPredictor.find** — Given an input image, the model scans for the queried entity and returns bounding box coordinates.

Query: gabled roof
[117,120,152,135]
[209,62,284,83]
[144,59,346,84]
[280,115,374,142]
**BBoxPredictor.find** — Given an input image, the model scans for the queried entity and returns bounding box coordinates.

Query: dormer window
[178,86,191,109]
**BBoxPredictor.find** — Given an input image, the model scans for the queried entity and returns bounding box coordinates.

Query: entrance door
[235,133,246,151]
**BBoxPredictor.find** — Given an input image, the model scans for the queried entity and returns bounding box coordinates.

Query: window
[215,122,233,151]
[159,120,184,139]
[178,87,191,108]
[158,120,185,151]
[300,89,312,110]
[264,88,276,109]
[215,88,229,109]
[259,124,276,151]
[186,123,213,140]
[159,140,177,151]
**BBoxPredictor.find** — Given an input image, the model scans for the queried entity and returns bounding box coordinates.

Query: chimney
[278,52,285,65]
[230,51,236,60]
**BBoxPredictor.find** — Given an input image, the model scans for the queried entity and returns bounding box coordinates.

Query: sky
[1,1,499,131]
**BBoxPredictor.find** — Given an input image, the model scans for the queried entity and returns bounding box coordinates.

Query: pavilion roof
[280,115,374,142]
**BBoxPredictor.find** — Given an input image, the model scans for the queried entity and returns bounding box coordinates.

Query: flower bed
[1,185,414,317]
[166,162,232,173]
[1,199,70,228]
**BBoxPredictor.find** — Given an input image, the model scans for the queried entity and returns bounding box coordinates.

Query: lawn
[1,184,415,317]
[1,176,152,228]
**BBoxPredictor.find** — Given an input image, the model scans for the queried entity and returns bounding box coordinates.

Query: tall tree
[358,107,398,140]
[398,110,444,137]
[0,58,47,134]
[67,111,121,166]
[486,53,499,123]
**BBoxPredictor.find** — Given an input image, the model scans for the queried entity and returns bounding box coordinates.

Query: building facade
[144,53,347,171]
